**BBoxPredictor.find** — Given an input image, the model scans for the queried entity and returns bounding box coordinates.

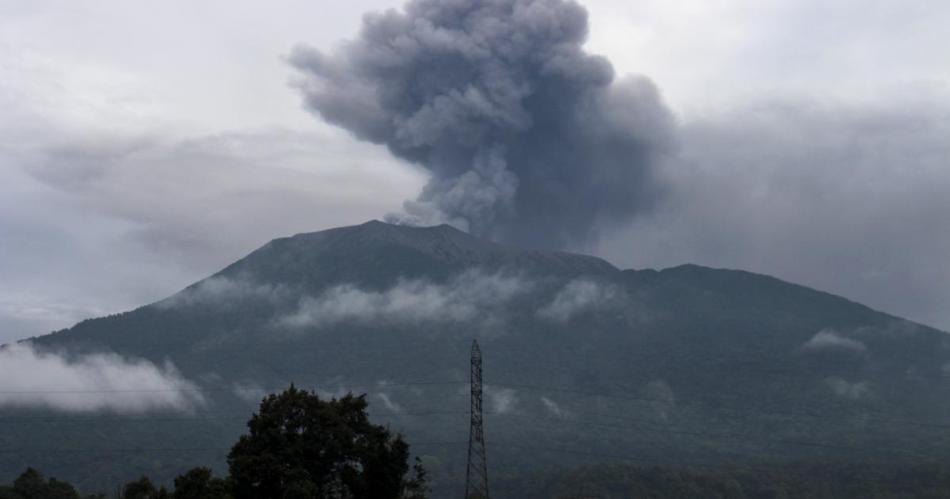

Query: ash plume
[290,0,674,248]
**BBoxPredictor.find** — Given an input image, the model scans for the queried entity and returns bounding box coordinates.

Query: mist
[0,343,203,413]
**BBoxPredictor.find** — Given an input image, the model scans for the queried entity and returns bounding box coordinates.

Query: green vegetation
[12,460,950,498]
[1,386,427,499]
[495,461,950,499]
[0,468,103,499]
[228,386,427,499]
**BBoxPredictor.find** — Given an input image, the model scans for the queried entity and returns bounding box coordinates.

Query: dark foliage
[120,477,168,499]
[0,468,102,499]
[171,467,229,499]
[227,385,427,499]
[494,461,950,499]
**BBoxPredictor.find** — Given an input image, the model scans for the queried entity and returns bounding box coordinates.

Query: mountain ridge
[6,220,950,498]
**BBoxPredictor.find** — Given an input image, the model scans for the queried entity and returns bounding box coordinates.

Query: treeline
[495,461,950,499]
[0,467,224,499]
[2,386,427,499]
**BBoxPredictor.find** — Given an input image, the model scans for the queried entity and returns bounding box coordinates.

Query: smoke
[0,343,203,413]
[290,0,674,248]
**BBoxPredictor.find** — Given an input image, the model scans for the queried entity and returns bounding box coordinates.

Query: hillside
[4,220,950,497]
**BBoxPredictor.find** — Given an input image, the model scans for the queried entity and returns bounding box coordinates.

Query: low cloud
[231,382,268,404]
[157,275,285,310]
[0,343,203,413]
[540,396,569,419]
[644,379,676,420]
[824,377,871,400]
[280,270,529,329]
[803,329,868,354]
[538,279,619,323]
[375,392,402,413]
[486,386,518,415]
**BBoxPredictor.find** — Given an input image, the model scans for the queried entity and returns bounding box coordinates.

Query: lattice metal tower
[464,340,490,499]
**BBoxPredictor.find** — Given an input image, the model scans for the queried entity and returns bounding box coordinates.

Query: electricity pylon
[464,340,490,499]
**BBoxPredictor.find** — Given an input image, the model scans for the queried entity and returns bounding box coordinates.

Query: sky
[1,0,949,344]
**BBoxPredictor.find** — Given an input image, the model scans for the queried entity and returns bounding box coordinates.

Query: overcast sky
[1,0,949,344]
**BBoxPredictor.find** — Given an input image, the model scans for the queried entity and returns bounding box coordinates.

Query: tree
[227,385,428,499]
[121,477,168,499]
[12,469,47,499]
[172,467,230,499]
[9,468,80,499]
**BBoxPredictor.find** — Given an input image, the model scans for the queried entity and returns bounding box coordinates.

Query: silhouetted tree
[227,385,428,499]
[172,467,230,499]
[121,477,167,499]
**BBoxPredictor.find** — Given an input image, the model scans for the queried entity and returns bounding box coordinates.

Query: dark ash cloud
[290,0,674,248]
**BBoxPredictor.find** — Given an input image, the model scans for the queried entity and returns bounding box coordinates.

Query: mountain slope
[5,221,950,497]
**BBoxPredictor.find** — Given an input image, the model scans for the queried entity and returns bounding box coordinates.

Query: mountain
[5,220,950,497]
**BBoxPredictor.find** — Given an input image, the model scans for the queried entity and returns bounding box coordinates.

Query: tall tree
[227,385,427,499]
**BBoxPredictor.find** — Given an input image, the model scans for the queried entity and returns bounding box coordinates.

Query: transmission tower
[464,339,490,499]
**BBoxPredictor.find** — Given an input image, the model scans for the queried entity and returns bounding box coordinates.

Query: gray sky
[1,0,949,343]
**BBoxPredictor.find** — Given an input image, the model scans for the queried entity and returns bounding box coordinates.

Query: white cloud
[803,329,868,354]
[537,279,619,323]
[280,270,529,329]
[0,343,204,413]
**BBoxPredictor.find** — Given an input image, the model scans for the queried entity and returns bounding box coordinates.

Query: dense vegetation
[495,461,950,499]
[11,460,950,498]
[1,387,427,499]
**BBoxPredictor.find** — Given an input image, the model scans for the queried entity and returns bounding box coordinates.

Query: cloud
[157,275,285,310]
[486,386,518,415]
[0,47,422,343]
[0,125,423,344]
[375,392,402,413]
[643,379,675,420]
[290,0,674,248]
[540,396,569,418]
[824,377,871,400]
[596,100,950,331]
[537,278,619,322]
[231,382,268,404]
[280,270,529,329]
[802,329,868,354]
[0,343,203,413]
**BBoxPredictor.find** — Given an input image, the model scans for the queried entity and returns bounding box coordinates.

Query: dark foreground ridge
[6,220,950,498]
